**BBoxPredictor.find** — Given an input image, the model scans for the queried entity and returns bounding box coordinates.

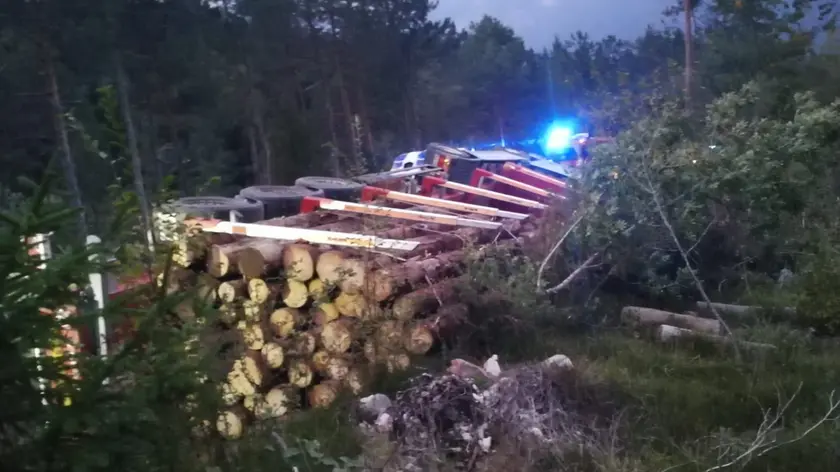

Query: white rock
[483,354,501,377]
[542,354,574,370]
[359,393,392,417]
[375,412,393,432]
[478,436,492,452]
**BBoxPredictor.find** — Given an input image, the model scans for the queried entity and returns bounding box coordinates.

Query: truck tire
[294,176,365,200]
[238,185,325,218]
[172,196,265,223]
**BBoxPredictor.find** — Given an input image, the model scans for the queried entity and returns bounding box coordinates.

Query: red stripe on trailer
[302,197,502,229]
[358,186,529,220]
[501,162,568,192]
[420,176,547,211]
[468,168,559,200]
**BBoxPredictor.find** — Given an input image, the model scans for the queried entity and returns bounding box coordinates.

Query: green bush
[0,177,362,472]
[795,252,840,336]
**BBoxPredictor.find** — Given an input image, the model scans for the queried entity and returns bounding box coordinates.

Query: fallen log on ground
[694,302,796,321]
[620,306,722,335]
[656,324,777,351]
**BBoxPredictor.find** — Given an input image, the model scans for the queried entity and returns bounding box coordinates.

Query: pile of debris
[357,353,594,471]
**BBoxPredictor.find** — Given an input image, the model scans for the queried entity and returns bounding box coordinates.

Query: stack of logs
[160,207,536,440]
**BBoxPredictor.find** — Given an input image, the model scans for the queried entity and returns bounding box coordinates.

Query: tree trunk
[683,0,694,103]
[44,50,87,240]
[254,109,272,184]
[115,53,154,248]
[247,123,262,185]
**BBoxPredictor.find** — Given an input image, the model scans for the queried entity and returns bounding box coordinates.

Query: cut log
[262,212,339,228]
[694,302,796,321]
[392,278,460,321]
[345,368,365,395]
[261,342,285,369]
[363,340,378,363]
[281,244,321,281]
[311,218,364,233]
[238,240,286,278]
[218,279,247,303]
[208,240,250,278]
[216,409,246,440]
[369,250,466,302]
[334,291,367,318]
[321,320,353,354]
[175,233,239,268]
[269,307,301,338]
[404,323,435,355]
[155,267,193,295]
[242,352,268,386]
[385,353,410,373]
[248,278,272,304]
[288,360,314,388]
[311,303,340,325]
[316,250,346,286]
[260,385,298,418]
[243,393,263,413]
[220,382,241,406]
[236,320,265,350]
[195,274,220,304]
[337,258,368,294]
[397,219,522,259]
[325,356,351,381]
[400,233,465,259]
[226,365,256,397]
[309,380,340,409]
[656,324,777,351]
[286,332,317,356]
[307,278,330,302]
[280,279,309,308]
[242,300,262,323]
[377,320,405,352]
[219,303,240,326]
[312,350,331,373]
[621,306,722,335]
[173,299,197,321]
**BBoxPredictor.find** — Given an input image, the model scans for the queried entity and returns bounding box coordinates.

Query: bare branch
[640,164,739,355]
[699,384,840,472]
[536,213,586,293]
[687,218,717,255]
[545,252,600,294]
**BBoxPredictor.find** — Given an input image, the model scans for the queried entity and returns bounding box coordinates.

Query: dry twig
[536,213,586,292]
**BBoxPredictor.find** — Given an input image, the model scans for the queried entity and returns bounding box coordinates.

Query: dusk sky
[431,0,677,49]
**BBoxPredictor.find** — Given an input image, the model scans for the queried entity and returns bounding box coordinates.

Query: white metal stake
[194,219,420,251]
[27,233,52,406]
[86,235,109,358]
[313,198,503,229]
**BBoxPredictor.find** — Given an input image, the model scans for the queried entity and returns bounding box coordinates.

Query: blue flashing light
[542,121,577,155]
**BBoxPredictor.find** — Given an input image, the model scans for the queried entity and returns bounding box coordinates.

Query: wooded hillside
[3,0,840,236]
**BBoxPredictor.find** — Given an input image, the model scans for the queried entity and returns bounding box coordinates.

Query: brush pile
[356,354,614,472]
[155,206,538,440]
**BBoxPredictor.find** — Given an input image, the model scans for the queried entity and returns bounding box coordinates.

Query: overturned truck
[54,148,579,439]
